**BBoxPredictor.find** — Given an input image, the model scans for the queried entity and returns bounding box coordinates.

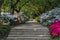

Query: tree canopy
[0,0,60,20]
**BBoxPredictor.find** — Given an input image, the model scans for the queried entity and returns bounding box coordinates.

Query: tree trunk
[0,0,3,15]
[10,0,20,15]
[10,5,14,15]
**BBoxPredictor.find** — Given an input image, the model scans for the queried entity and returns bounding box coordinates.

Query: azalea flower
[50,20,60,37]
[40,8,60,38]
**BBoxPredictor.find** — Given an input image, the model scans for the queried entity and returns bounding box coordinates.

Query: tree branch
[14,0,20,6]
[15,0,29,13]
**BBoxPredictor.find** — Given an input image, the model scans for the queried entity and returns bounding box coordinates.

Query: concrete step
[7,36,50,40]
[7,28,50,40]
[7,22,50,40]
[8,35,50,37]
[8,29,50,35]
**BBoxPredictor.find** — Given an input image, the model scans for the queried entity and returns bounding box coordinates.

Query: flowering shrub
[40,8,60,26]
[40,8,60,39]
[50,20,60,37]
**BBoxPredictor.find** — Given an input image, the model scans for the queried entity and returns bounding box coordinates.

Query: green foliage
[0,25,12,33]
[0,0,60,19]
[2,0,10,12]
[35,16,40,22]
[2,0,60,12]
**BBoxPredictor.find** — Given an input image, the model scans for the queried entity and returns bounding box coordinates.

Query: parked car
[2,13,29,25]
[2,14,19,25]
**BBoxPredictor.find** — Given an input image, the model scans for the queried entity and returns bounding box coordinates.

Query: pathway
[6,21,50,40]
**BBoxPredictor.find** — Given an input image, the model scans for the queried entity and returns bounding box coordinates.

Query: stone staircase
[6,21,51,40]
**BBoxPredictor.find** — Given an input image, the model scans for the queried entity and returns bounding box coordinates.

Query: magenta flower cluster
[50,20,60,37]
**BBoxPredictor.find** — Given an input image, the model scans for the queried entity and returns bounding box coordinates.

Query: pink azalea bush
[50,20,60,37]
[40,8,60,39]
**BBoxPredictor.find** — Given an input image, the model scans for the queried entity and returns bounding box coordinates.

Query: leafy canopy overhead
[0,0,60,20]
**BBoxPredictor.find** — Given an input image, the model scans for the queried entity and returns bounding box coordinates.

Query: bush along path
[0,25,12,40]
[6,21,50,40]
[40,8,60,40]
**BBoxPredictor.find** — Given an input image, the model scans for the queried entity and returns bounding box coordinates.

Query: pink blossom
[50,20,60,37]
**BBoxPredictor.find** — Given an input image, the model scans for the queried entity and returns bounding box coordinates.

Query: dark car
[2,14,19,25]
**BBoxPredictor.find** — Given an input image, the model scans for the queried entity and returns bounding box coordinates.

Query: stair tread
[7,22,50,40]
